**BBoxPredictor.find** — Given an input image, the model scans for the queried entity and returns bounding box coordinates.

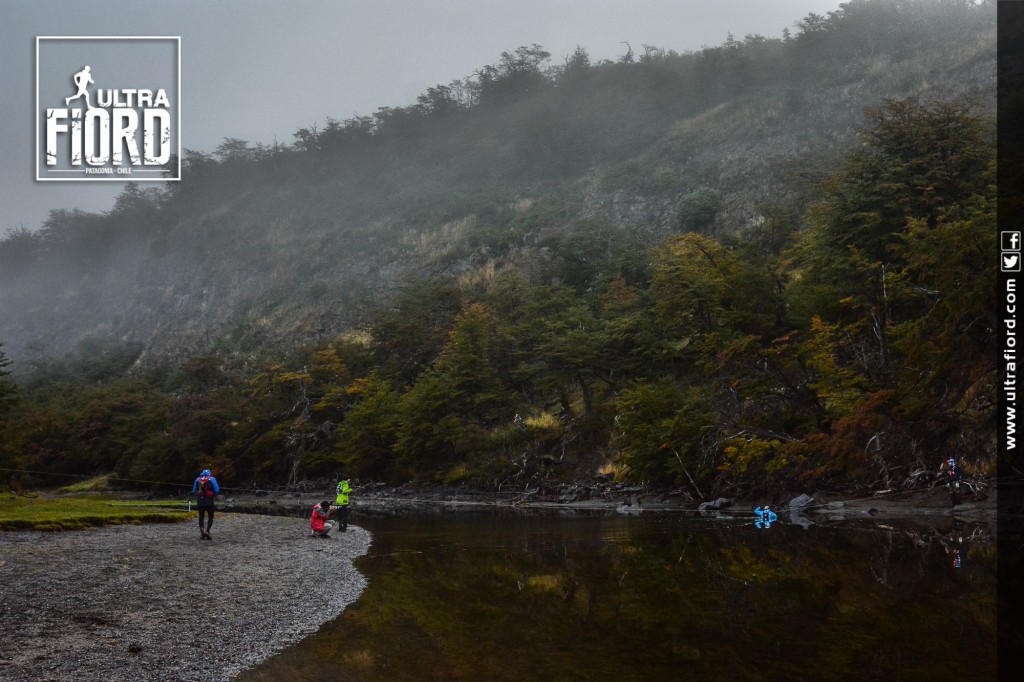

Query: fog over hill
[0,0,995,374]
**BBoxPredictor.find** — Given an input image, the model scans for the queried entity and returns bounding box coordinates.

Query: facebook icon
[1002,231,1022,251]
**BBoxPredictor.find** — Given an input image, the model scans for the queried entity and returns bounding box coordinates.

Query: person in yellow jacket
[334,477,352,531]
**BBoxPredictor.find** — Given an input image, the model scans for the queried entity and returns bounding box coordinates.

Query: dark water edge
[238,510,998,681]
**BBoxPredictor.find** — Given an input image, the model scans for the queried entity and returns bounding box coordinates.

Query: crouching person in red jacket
[310,500,335,537]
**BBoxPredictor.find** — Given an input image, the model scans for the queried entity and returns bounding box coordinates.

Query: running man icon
[65,66,94,108]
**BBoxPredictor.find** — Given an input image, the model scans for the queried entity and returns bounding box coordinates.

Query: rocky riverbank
[0,515,370,682]
[219,477,1006,523]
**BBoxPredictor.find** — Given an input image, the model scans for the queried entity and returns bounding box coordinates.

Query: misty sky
[2,0,844,234]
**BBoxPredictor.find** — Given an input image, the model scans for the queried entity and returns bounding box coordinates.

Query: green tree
[615,380,716,484]
[649,233,782,362]
[333,372,401,478]
[0,344,16,416]
[245,348,352,484]
[371,278,464,383]
[675,187,722,233]
[793,99,991,327]
[785,98,997,482]
[394,303,513,480]
[0,345,19,479]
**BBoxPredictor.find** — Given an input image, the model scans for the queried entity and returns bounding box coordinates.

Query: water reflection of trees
[242,517,996,681]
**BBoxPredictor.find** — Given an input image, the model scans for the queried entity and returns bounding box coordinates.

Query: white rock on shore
[0,514,370,682]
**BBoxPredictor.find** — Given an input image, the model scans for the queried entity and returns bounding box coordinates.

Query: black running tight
[198,506,215,529]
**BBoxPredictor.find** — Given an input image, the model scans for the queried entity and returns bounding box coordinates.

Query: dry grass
[403,215,475,262]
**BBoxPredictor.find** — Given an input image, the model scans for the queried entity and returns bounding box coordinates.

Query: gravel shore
[0,514,370,682]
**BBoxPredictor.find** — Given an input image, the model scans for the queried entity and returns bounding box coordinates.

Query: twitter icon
[1003,253,1021,271]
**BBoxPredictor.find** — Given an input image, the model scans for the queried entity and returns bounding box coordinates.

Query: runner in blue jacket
[192,468,221,540]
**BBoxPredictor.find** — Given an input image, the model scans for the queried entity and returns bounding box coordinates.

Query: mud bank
[0,514,370,682]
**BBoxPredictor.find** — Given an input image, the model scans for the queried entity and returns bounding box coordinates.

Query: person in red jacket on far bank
[310,500,335,538]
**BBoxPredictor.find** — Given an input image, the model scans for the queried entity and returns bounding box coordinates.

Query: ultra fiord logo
[36,36,181,182]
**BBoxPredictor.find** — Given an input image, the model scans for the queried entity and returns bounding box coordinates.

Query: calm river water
[239,510,997,681]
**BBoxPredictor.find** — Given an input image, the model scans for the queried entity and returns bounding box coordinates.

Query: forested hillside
[0,0,998,495]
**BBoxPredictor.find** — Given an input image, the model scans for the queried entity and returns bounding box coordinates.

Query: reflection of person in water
[754,505,777,529]
[951,546,963,570]
[65,65,94,108]
[940,520,966,570]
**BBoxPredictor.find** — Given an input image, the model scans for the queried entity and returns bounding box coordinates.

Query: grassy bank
[0,492,191,531]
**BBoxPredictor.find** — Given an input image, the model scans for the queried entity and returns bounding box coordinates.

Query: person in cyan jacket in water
[192,468,220,540]
[754,505,777,529]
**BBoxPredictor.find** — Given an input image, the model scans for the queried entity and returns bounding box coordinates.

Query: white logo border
[35,35,181,182]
